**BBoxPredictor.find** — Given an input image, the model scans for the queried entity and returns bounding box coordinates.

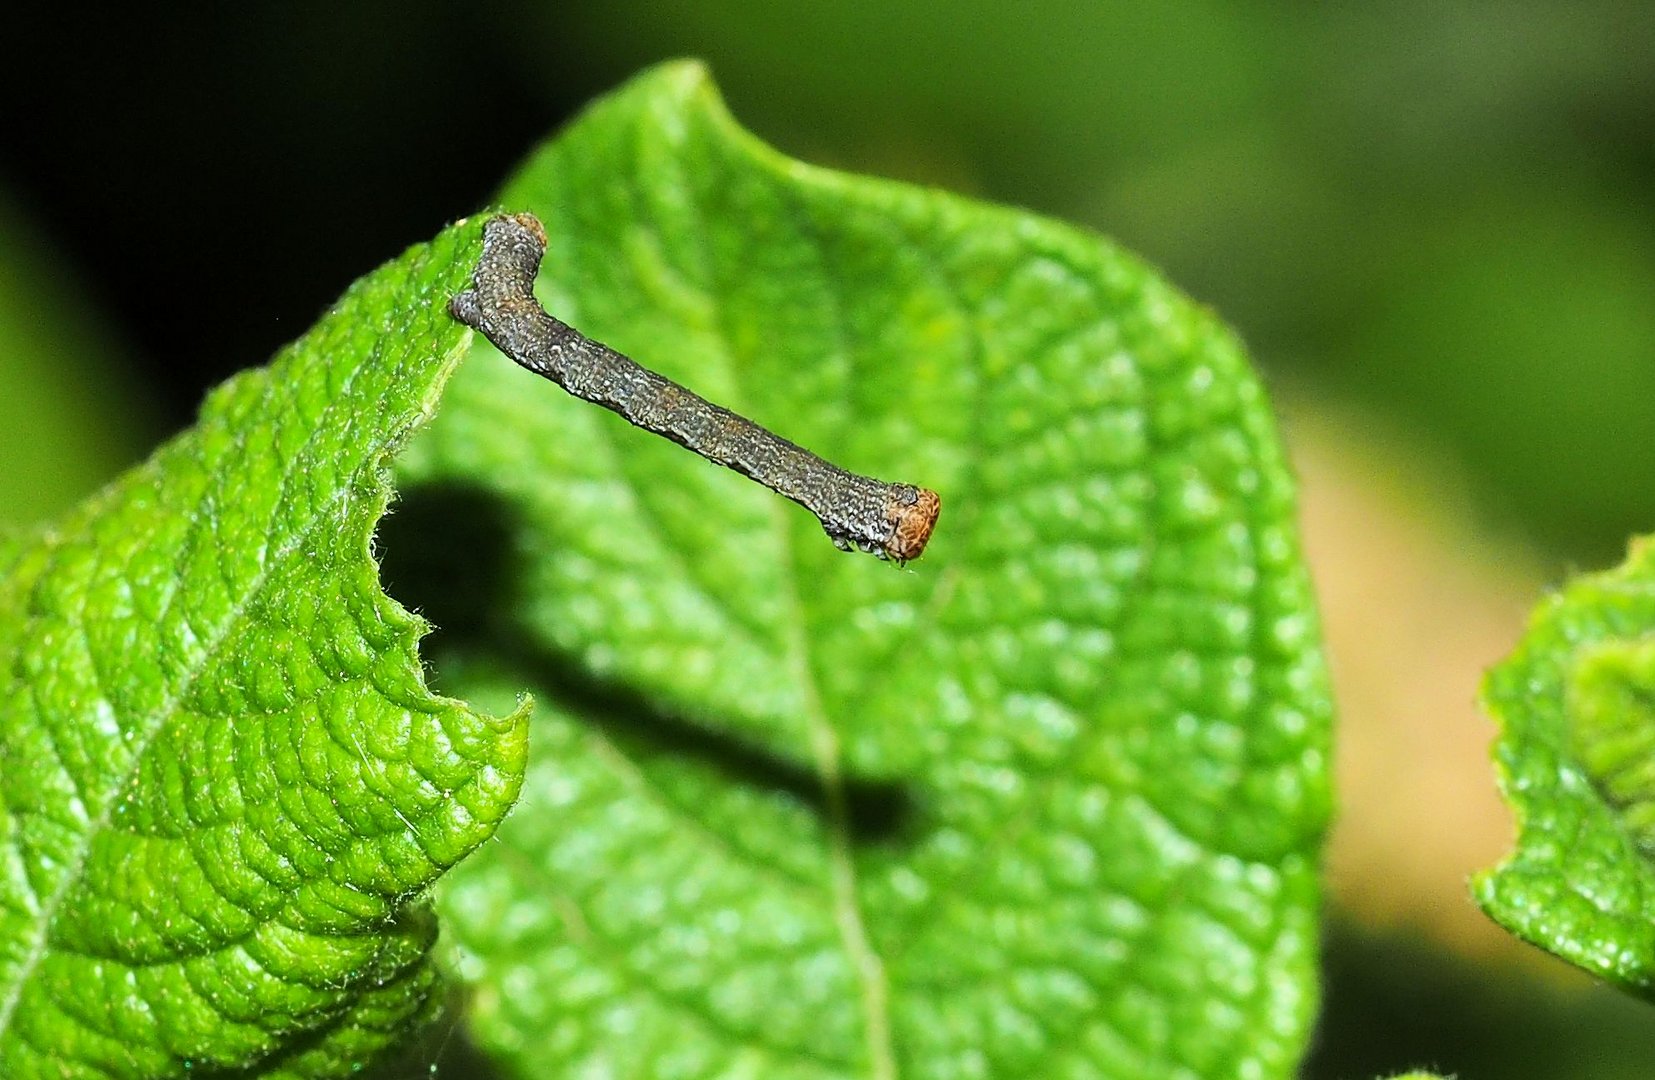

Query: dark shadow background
[0,6,570,424]
[5,4,1655,1078]
[6,4,1655,561]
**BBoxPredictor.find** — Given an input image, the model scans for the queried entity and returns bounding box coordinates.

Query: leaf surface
[1477,535,1655,993]
[400,63,1332,1079]
[0,219,527,1078]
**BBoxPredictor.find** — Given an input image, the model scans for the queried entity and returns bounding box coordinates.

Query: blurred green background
[4,4,1654,1076]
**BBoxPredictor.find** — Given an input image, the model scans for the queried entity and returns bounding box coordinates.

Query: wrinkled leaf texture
[1479,534,1655,997]
[399,62,1333,1080]
[0,220,527,1078]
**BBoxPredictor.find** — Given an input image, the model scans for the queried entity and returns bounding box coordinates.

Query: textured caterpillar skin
[449,212,940,563]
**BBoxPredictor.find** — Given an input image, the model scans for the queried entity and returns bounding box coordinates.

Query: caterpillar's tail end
[502,211,548,247]
[450,212,550,332]
[448,289,482,327]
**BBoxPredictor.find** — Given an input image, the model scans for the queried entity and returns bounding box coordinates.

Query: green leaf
[399,62,1332,1078]
[1477,536,1655,993]
[0,219,528,1078]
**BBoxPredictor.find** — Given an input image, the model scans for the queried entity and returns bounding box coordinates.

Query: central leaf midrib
[726,172,899,1077]
[615,131,899,1074]
[772,510,899,1080]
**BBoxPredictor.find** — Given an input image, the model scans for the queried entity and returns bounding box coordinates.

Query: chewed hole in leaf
[383,481,918,846]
